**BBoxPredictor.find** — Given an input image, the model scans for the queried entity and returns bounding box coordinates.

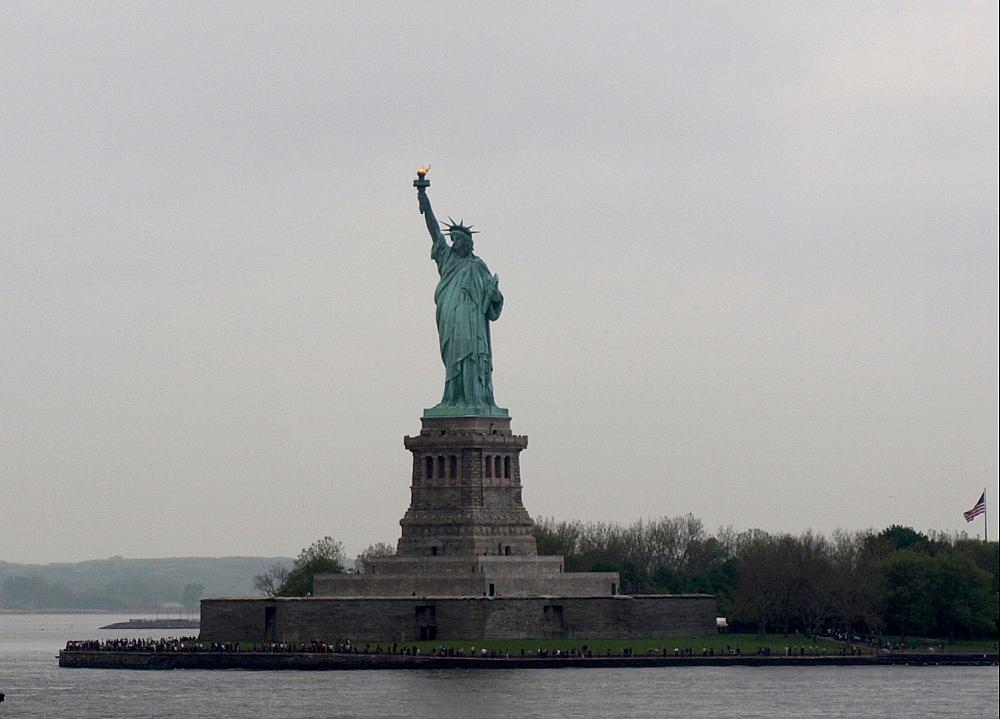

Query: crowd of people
[64,638,356,654]
[63,637,870,658]
[65,638,201,653]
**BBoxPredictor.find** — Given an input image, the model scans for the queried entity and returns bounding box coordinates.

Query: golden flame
[416,165,431,177]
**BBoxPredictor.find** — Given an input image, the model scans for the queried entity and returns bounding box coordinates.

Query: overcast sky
[1,2,997,564]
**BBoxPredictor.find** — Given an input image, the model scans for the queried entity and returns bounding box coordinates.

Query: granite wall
[200,594,716,642]
[314,555,618,598]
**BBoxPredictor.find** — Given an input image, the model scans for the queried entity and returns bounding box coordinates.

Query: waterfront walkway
[59,639,996,670]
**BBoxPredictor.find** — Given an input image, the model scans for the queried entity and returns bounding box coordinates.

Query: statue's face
[452,233,473,257]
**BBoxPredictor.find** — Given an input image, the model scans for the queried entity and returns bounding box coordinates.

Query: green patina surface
[416,173,507,418]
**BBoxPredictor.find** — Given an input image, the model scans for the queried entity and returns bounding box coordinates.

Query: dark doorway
[415,605,436,641]
[543,604,565,638]
[264,605,276,635]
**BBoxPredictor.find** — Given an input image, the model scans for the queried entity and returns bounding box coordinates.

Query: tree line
[256,520,996,641]
[533,516,998,639]
[1,574,207,613]
[0,556,291,612]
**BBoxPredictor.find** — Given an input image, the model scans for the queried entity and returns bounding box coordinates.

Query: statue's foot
[423,403,509,418]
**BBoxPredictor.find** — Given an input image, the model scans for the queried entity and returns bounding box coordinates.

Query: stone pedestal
[397,416,537,557]
[313,414,619,600]
[200,412,719,640]
[314,555,619,598]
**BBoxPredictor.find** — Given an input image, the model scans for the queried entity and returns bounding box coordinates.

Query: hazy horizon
[0,521,990,567]
[2,2,997,564]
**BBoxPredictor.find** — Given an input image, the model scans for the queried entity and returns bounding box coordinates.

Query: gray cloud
[1,2,996,562]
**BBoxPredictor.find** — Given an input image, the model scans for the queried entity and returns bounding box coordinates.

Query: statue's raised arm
[414,166,444,245]
[418,190,444,244]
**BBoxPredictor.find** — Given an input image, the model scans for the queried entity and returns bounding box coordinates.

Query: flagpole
[985,487,988,543]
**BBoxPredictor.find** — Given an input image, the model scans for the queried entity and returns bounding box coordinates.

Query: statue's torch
[414,165,430,214]
[413,165,431,190]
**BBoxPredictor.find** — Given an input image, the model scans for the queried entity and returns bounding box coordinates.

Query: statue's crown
[443,217,478,238]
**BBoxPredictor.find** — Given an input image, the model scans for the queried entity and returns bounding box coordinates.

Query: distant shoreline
[0,610,199,622]
[0,609,120,615]
[99,619,200,630]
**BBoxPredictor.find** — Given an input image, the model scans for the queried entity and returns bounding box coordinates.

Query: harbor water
[1,613,996,718]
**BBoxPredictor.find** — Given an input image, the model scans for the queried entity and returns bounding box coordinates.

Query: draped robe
[430,233,503,412]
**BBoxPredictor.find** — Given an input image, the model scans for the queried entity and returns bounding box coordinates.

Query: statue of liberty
[414,168,507,417]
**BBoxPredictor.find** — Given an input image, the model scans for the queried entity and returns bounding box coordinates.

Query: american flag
[963,492,986,522]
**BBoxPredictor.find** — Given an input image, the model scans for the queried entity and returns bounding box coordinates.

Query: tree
[730,531,839,636]
[868,525,931,555]
[828,529,880,634]
[533,518,583,566]
[788,532,838,637]
[876,551,936,638]
[928,553,995,638]
[253,565,290,597]
[954,539,999,593]
[276,537,346,597]
[356,542,396,574]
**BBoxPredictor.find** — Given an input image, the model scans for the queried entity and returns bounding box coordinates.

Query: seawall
[200,594,717,643]
[58,650,998,671]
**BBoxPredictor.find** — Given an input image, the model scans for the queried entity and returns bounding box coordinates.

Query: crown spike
[442,217,479,238]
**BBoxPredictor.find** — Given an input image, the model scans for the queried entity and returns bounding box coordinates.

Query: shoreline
[99,620,200,630]
[0,609,121,615]
[58,650,998,671]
